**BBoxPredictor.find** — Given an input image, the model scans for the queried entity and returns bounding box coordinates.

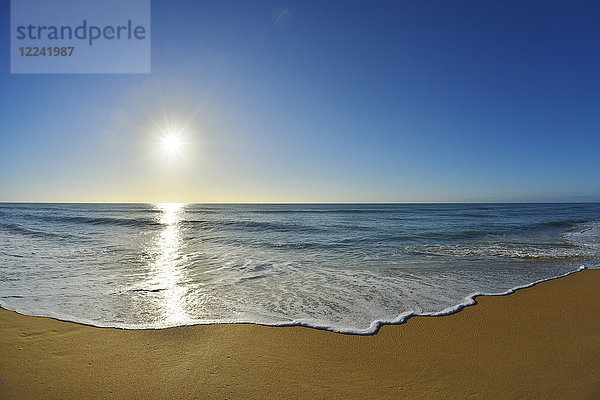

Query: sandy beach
[1,268,598,399]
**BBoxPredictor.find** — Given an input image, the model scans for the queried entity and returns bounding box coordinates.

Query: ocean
[0,203,599,334]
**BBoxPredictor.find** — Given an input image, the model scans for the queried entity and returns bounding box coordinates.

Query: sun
[161,133,184,156]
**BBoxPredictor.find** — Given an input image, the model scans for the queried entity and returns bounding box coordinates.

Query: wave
[564,222,600,247]
[0,222,76,240]
[409,219,594,241]
[249,207,403,214]
[403,241,593,260]
[411,230,491,240]
[16,213,164,229]
[183,219,327,234]
[535,219,586,228]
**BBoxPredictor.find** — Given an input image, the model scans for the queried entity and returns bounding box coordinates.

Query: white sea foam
[404,242,589,259]
[564,222,600,247]
[2,265,590,335]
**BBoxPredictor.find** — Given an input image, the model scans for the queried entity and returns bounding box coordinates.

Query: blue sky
[0,0,598,202]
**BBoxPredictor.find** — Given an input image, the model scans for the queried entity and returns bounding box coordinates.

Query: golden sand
[1,269,599,399]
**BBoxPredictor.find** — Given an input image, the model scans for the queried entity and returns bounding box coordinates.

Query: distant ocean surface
[1,203,599,334]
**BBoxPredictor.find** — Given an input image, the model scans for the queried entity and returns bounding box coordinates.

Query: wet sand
[1,269,599,399]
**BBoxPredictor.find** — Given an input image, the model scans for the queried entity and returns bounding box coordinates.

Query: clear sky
[0,0,598,203]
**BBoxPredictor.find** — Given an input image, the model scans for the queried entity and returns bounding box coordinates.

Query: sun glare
[161,133,184,156]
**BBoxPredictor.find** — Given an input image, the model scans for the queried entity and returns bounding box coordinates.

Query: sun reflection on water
[150,203,189,325]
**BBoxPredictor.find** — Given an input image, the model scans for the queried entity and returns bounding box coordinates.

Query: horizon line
[1,200,600,205]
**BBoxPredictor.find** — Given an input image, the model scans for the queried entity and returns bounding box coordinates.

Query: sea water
[1,203,598,334]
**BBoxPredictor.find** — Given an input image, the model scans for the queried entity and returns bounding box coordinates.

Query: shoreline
[0,265,589,335]
[1,268,599,399]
